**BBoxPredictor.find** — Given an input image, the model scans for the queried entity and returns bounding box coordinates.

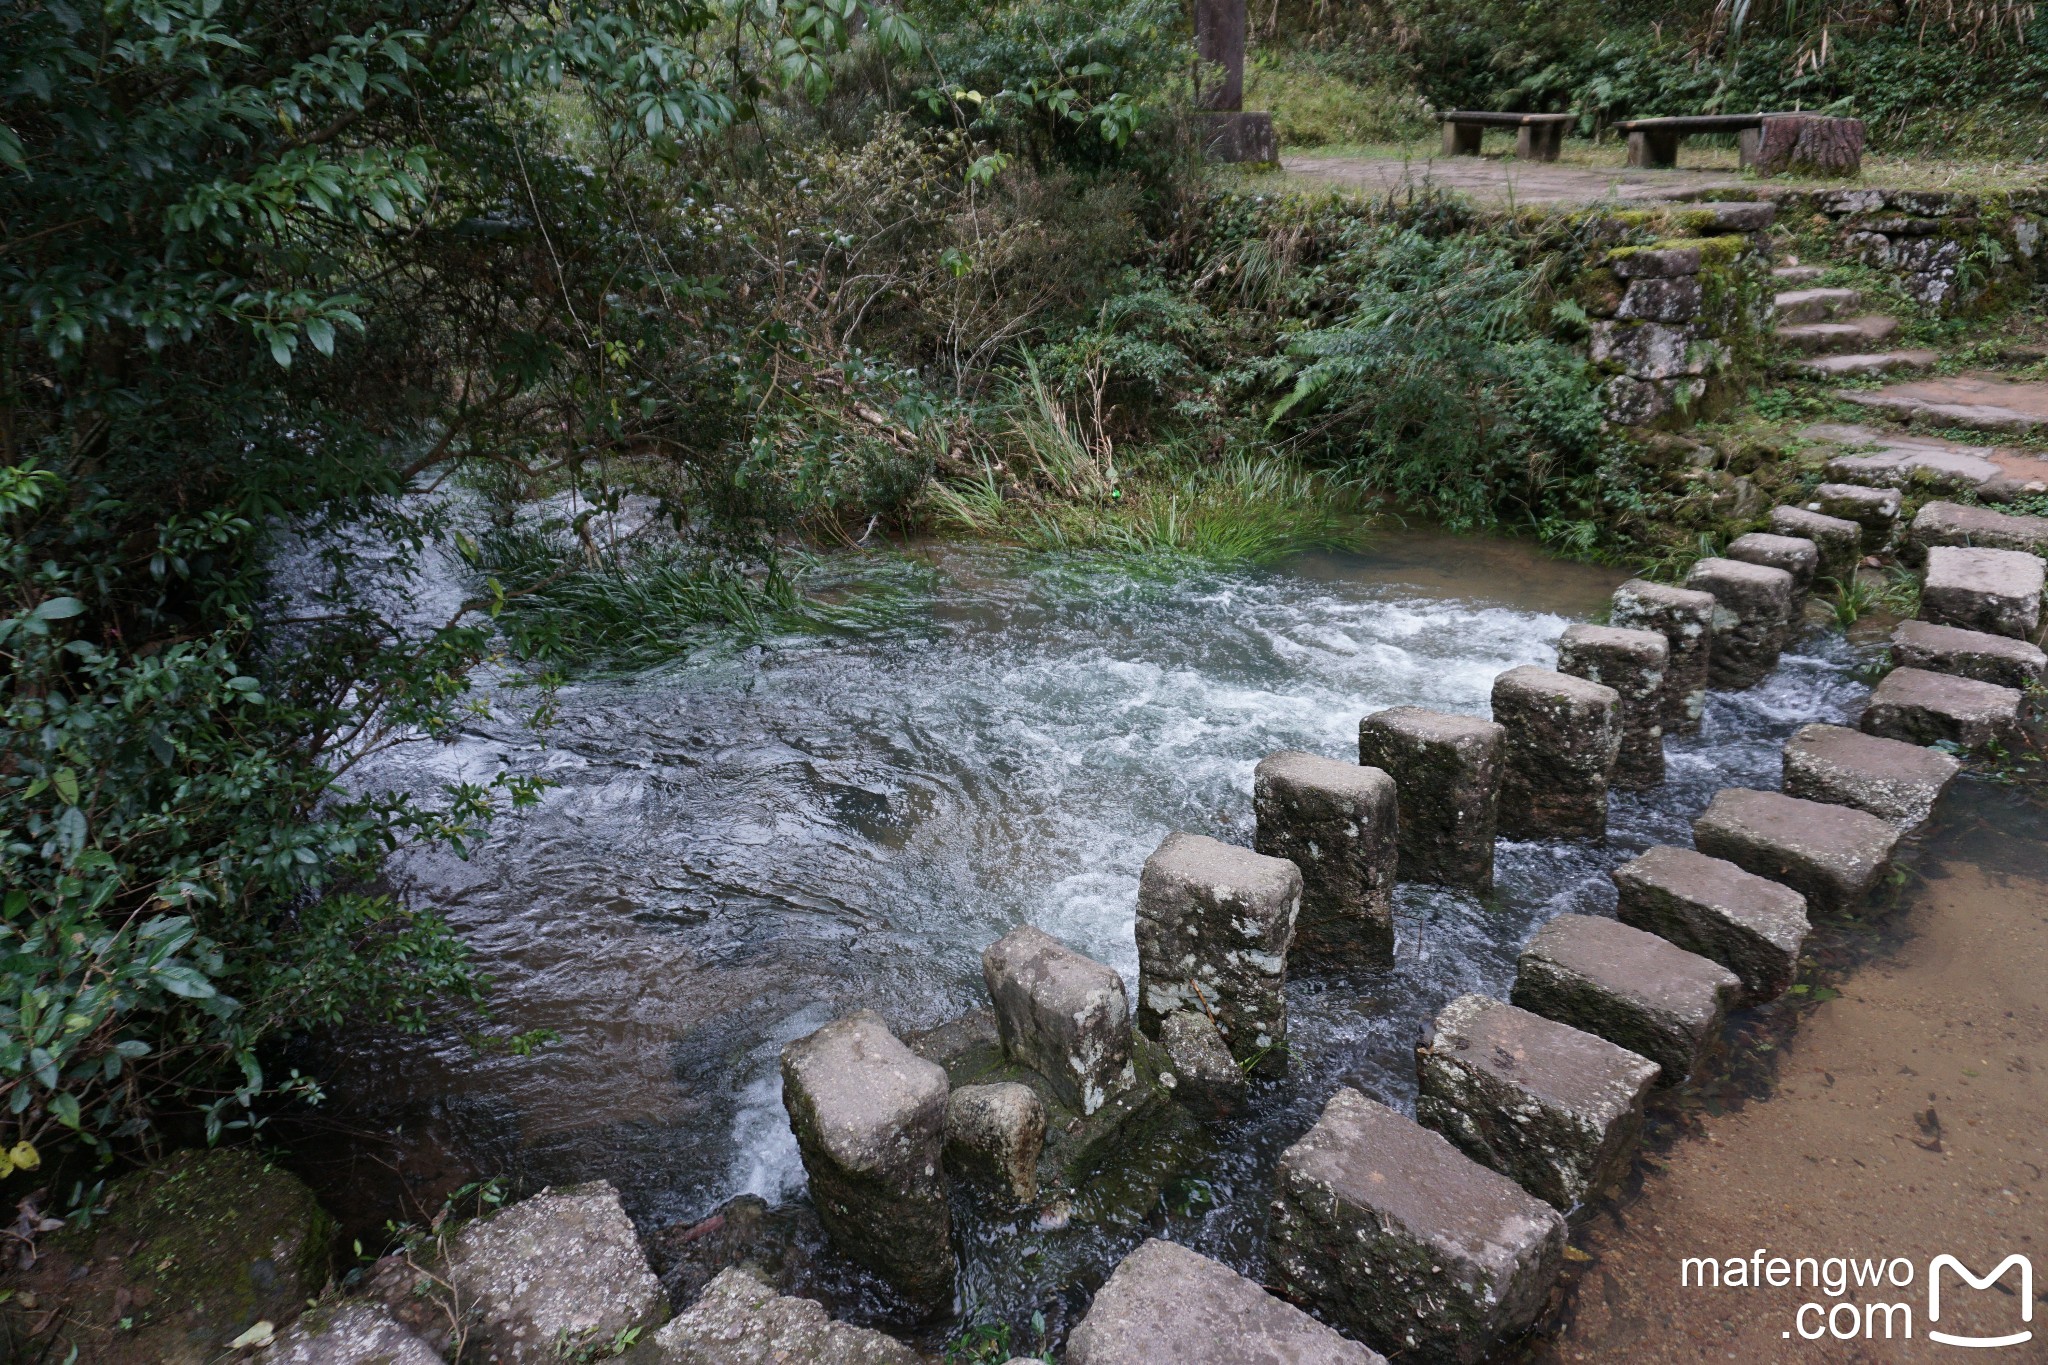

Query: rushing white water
[321,534,1869,1329]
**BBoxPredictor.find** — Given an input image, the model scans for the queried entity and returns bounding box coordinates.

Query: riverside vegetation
[2,0,2047,1342]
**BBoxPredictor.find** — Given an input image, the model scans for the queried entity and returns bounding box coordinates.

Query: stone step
[1270,1087,1566,1365]
[1861,666,2026,754]
[1359,706,1504,893]
[1795,349,1940,378]
[1775,286,1861,324]
[1921,545,2044,640]
[1768,506,1862,584]
[1609,579,1715,734]
[1811,425,2003,490]
[1254,751,1397,967]
[1512,913,1740,1085]
[1692,788,1900,916]
[1611,846,1811,1002]
[1777,314,1900,353]
[1781,722,1961,830]
[1555,623,1668,790]
[1067,1238,1385,1365]
[1808,482,1901,541]
[1890,618,2048,690]
[1724,531,1818,600]
[1684,558,1795,690]
[1492,665,1621,841]
[984,924,1134,1116]
[1909,500,2048,561]
[1772,263,1825,284]
[1843,373,2048,434]
[1417,993,1657,1211]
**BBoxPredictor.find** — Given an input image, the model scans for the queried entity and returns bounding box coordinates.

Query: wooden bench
[1439,111,1576,162]
[1615,114,1771,169]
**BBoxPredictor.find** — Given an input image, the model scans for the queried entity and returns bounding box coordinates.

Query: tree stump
[1753,115,1864,177]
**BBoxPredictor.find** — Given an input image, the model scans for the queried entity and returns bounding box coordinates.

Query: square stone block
[1269,1088,1566,1365]
[1067,1238,1385,1365]
[1782,722,1960,828]
[1416,994,1658,1211]
[1157,1009,1246,1119]
[1491,666,1620,840]
[1684,558,1796,690]
[1611,846,1810,1001]
[1136,832,1301,1076]
[1770,505,1862,585]
[1908,500,2048,561]
[1692,789,1900,916]
[982,925,1134,1115]
[1512,914,1740,1085]
[1556,624,1668,789]
[1810,482,1902,540]
[1358,706,1504,893]
[1921,545,2044,640]
[1890,619,2047,690]
[1254,751,1397,967]
[943,1082,1045,1207]
[1609,579,1716,733]
[1725,531,1819,600]
[780,1011,953,1306]
[1860,666,2026,754]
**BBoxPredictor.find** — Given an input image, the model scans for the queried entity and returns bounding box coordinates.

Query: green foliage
[1244,52,1435,147]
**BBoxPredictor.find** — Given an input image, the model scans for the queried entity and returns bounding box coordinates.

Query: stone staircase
[1771,262,1937,379]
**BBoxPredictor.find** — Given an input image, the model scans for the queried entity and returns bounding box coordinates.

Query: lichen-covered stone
[1612,245,1701,278]
[780,1012,953,1307]
[1136,831,1301,1076]
[651,1267,921,1364]
[1617,276,1703,322]
[1769,505,1863,585]
[1253,750,1397,967]
[1782,722,1960,829]
[1693,789,1900,916]
[1357,706,1504,892]
[1725,531,1819,602]
[1512,914,1738,1086]
[1809,482,1902,541]
[1685,557,1796,690]
[1066,1238,1384,1365]
[1491,666,1620,840]
[1268,1088,1566,1365]
[262,1302,443,1365]
[1920,545,2044,640]
[1908,500,2048,561]
[1590,320,1713,379]
[1890,618,2048,690]
[1860,666,2027,754]
[1157,1008,1246,1119]
[1556,624,1668,790]
[1416,994,1658,1211]
[1609,578,1716,733]
[1611,846,1810,1002]
[944,1082,1045,1206]
[981,925,1134,1115]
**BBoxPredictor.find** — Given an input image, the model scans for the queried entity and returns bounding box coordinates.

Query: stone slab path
[1797,422,2048,498]
[1279,154,1749,207]
[1843,373,2048,434]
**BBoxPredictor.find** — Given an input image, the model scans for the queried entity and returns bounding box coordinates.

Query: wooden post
[1194,0,1246,112]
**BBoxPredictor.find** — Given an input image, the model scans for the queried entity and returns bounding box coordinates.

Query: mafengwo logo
[1681,1249,2034,1346]
[1928,1254,2033,1350]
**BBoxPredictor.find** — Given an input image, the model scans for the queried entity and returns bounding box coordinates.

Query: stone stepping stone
[1796,350,1939,378]
[1844,373,2048,434]
[1416,993,1658,1211]
[266,1303,443,1365]
[1909,500,2048,561]
[659,1266,924,1364]
[1137,832,1300,1076]
[1692,788,1900,916]
[983,925,1134,1115]
[1157,1009,1245,1118]
[1491,665,1620,840]
[1782,722,1960,829]
[1860,666,2026,754]
[1921,545,2044,640]
[944,1082,1045,1206]
[1772,263,1824,284]
[1269,1087,1566,1365]
[1725,531,1818,601]
[1610,578,1715,734]
[1358,706,1504,893]
[1775,286,1860,324]
[1611,846,1810,1001]
[1778,314,1900,353]
[1684,557,1795,689]
[1067,1238,1386,1365]
[781,1011,954,1305]
[1254,750,1397,967]
[1555,623,1668,789]
[1512,913,1740,1086]
[1769,505,1862,584]
[1804,424,2003,491]
[1891,618,2048,690]
[1808,482,1902,541]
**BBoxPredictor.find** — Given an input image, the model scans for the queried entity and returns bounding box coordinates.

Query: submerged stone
[651,1266,921,1364]
[1890,619,2048,690]
[1491,665,1621,840]
[1065,1238,1384,1365]
[1920,545,2044,640]
[1860,666,2027,754]
[1136,832,1301,1076]
[1684,557,1796,690]
[1692,788,1900,916]
[1268,1088,1566,1365]
[1611,845,1811,1002]
[1512,913,1739,1086]
[780,1011,953,1308]
[944,1082,1046,1206]
[1157,1009,1245,1119]
[1782,722,1960,828]
[981,924,1134,1115]
[1608,578,1716,732]
[1357,705,1504,892]
[1253,750,1397,967]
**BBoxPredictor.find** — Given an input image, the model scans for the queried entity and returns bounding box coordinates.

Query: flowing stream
[293,531,1871,1340]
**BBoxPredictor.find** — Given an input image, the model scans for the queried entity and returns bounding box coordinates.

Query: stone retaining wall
[1773,187,2048,313]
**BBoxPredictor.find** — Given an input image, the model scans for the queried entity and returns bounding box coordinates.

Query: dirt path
[1535,782,2048,1362]
[1277,154,1750,207]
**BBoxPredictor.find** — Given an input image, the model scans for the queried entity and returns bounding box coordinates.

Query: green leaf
[32,597,84,620]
